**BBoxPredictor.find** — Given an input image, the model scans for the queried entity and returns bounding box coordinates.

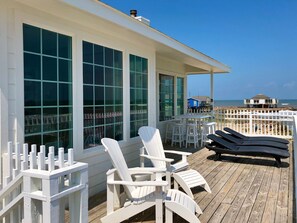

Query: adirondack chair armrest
[107,179,168,187]
[164,150,191,163]
[140,154,174,163]
[128,167,167,175]
[164,150,192,156]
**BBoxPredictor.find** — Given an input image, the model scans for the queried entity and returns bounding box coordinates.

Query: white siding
[1,0,156,195]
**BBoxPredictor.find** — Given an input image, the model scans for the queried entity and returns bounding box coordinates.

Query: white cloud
[283,81,296,89]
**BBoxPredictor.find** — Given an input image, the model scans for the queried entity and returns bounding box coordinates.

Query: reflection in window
[83,41,123,149]
[130,55,148,138]
[159,74,174,121]
[23,24,73,153]
[176,77,184,115]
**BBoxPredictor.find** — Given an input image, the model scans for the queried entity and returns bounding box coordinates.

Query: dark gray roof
[251,94,271,100]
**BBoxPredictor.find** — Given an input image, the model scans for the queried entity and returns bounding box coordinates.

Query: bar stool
[201,122,216,147]
[171,122,185,148]
[185,123,200,148]
[165,120,179,143]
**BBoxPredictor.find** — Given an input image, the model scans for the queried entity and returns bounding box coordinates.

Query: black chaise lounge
[215,130,288,150]
[206,134,290,167]
[224,127,289,144]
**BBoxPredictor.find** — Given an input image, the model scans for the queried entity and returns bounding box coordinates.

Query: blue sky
[101,0,297,100]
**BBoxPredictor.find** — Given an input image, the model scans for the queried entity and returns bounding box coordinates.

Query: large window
[176,77,184,115]
[159,74,174,121]
[23,24,73,152]
[130,55,148,137]
[83,41,123,149]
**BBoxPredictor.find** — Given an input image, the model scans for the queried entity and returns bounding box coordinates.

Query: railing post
[249,112,253,135]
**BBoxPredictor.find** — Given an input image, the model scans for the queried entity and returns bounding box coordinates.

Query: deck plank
[77,142,294,223]
[261,167,282,223]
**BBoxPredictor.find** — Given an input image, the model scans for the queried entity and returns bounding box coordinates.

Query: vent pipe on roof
[130,9,137,17]
[129,9,150,26]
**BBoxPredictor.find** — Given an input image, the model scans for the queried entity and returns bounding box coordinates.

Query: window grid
[130,55,148,138]
[23,24,73,152]
[176,77,184,115]
[83,41,123,149]
[159,74,174,121]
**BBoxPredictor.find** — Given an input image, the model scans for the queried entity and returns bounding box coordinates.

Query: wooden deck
[82,142,294,223]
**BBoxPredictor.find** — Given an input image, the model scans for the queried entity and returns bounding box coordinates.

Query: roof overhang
[16,0,230,74]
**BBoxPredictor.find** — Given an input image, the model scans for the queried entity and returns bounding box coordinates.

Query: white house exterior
[0,0,230,196]
[244,94,278,108]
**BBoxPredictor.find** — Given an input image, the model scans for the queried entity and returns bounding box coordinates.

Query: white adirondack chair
[101,138,202,223]
[138,126,211,199]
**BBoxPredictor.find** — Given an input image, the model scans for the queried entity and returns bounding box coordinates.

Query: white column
[210,70,214,115]
[123,50,130,140]
[0,2,9,184]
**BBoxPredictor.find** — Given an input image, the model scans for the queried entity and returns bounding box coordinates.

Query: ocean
[214,99,297,109]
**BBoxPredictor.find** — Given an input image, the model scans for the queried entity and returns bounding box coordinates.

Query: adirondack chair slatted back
[101,138,136,198]
[138,126,166,168]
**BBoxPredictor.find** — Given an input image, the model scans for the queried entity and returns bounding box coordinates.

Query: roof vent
[130,9,137,17]
[130,9,150,26]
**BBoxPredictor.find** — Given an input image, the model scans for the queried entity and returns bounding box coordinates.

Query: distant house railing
[0,143,88,223]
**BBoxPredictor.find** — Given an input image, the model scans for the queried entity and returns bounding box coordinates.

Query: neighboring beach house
[244,94,278,108]
[0,0,230,196]
[188,96,212,109]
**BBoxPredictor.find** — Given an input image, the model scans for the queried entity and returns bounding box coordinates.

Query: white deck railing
[214,108,295,138]
[0,143,88,223]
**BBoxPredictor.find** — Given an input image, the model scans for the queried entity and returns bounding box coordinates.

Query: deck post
[210,71,214,117]
[293,116,297,221]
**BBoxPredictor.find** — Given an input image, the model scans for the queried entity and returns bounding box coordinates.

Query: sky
[101,0,297,100]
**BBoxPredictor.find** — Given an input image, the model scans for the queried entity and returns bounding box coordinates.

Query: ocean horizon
[214,99,297,109]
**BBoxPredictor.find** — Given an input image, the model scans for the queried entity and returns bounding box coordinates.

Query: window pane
[114,50,122,68]
[105,47,113,67]
[83,41,93,63]
[43,56,57,81]
[114,69,122,87]
[59,130,73,149]
[84,127,94,149]
[83,85,93,106]
[42,29,57,56]
[59,107,72,130]
[94,45,103,65]
[95,106,104,125]
[105,67,113,86]
[105,87,114,105]
[59,59,72,82]
[84,107,94,127]
[23,24,40,53]
[25,108,41,134]
[24,53,41,80]
[114,88,122,105]
[94,66,104,85]
[95,86,105,105]
[43,108,58,132]
[59,83,72,106]
[83,64,93,84]
[43,82,57,106]
[59,34,72,59]
[24,81,41,106]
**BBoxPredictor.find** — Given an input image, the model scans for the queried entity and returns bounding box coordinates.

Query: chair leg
[165,206,173,223]
[275,157,281,168]
[214,153,221,161]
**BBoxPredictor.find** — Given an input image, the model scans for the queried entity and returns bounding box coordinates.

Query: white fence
[214,108,295,138]
[0,143,88,223]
